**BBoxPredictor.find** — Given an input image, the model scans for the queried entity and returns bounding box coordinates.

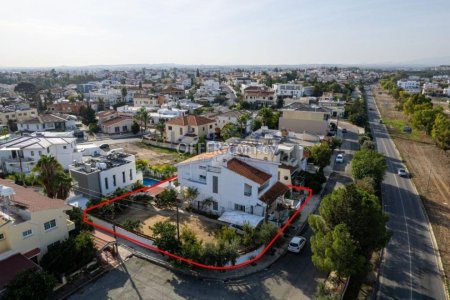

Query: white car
[288,236,306,253]
[397,168,408,178]
[336,154,344,163]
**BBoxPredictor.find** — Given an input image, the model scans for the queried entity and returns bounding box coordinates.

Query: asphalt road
[365,87,446,300]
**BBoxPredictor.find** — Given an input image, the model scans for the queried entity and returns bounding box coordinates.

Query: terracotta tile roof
[227,158,271,185]
[260,181,290,206]
[161,86,184,93]
[97,110,117,117]
[101,116,133,127]
[0,179,70,212]
[245,90,275,97]
[166,115,215,126]
[0,254,39,290]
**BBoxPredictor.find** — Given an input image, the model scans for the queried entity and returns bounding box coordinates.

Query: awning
[218,211,264,228]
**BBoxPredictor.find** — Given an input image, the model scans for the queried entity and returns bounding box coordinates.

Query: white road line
[369,94,413,299]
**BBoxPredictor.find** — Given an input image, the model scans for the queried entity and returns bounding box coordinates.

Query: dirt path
[373,85,450,285]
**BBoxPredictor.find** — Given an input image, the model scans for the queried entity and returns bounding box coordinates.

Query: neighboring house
[165,115,216,144]
[176,152,290,224]
[149,108,187,124]
[215,110,252,133]
[17,114,77,132]
[69,151,143,198]
[233,77,252,86]
[0,180,75,291]
[0,107,37,126]
[133,94,159,108]
[278,103,331,136]
[97,110,118,125]
[273,84,304,98]
[100,116,134,134]
[0,136,82,174]
[47,99,87,115]
[161,86,185,99]
[243,89,276,105]
[422,83,442,95]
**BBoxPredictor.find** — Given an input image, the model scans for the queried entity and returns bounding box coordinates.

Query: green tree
[317,185,389,255]
[180,187,199,207]
[131,121,140,134]
[121,87,128,102]
[122,218,142,231]
[135,158,148,172]
[257,107,280,129]
[220,123,240,140]
[54,171,73,199]
[180,227,203,261]
[97,98,105,111]
[309,142,332,170]
[79,106,96,125]
[411,107,443,135]
[32,155,64,198]
[236,112,251,135]
[402,94,432,115]
[135,107,150,137]
[431,113,450,150]
[242,223,257,248]
[4,269,56,300]
[151,221,180,252]
[351,149,386,186]
[155,189,178,209]
[258,222,279,245]
[14,82,37,100]
[66,207,93,235]
[88,122,99,133]
[154,120,166,141]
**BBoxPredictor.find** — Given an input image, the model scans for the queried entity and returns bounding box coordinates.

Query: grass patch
[382,118,423,142]
[135,141,193,158]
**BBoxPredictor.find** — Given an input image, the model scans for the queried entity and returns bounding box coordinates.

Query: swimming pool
[143,177,160,187]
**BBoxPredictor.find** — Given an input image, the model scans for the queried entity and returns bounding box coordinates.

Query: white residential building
[17,114,77,132]
[443,87,450,96]
[273,84,304,98]
[177,152,290,222]
[0,136,82,174]
[215,110,252,133]
[397,80,420,93]
[69,151,143,199]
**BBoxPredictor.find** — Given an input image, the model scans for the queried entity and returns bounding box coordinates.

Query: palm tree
[32,155,64,198]
[236,113,251,136]
[121,87,128,103]
[257,107,273,127]
[55,172,73,200]
[154,120,166,141]
[135,107,150,137]
[181,187,199,207]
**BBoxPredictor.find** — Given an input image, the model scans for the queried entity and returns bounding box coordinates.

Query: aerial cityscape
[0,1,449,300]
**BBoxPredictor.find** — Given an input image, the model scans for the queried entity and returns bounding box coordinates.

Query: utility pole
[176,203,180,241]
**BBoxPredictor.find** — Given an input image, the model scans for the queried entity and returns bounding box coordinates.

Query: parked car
[342,128,347,134]
[99,143,110,150]
[403,126,412,133]
[379,119,383,124]
[336,154,344,163]
[398,168,408,178]
[288,236,307,253]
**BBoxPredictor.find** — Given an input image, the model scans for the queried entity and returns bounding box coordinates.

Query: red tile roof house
[100,116,134,134]
[0,179,75,292]
[176,152,291,227]
[165,115,216,144]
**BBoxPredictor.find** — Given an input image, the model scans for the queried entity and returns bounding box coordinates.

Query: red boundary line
[83,176,313,270]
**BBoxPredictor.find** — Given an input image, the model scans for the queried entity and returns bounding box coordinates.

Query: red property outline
[83,176,312,270]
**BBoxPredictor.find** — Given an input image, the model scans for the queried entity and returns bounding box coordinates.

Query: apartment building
[133,94,159,108]
[0,136,82,174]
[397,80,421,93]
[243,89,276,105]
[273,84,304,98]
[0,107,37,126]
[69,151,142,198]
[47,99,87,115]
[278,103,331,136]
[161,86,185,99]
[0,180,75,290]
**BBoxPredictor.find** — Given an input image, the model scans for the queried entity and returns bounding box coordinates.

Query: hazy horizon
[1,0,450,68]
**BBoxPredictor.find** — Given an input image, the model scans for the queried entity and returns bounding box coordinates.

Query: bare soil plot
[112,141,190,166]
[373,85,450,284]
[114,205,220,244]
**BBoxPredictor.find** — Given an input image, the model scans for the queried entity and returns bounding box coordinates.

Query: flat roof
[218,211,264,228]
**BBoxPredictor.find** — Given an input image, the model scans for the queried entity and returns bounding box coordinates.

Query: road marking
[368,93,413,300]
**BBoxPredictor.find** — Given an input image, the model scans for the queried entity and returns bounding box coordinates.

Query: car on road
[288,236,306,253]
[397,168,408,178]
[336,154,344,163]
[379,119,383,124]
[341,128,347,134]
[99,143,110,150]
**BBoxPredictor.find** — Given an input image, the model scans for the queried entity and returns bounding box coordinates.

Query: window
[122,171,126,183]
[180,128,183,135]
[22,229,32,238]
[168,126,172,130]
[209,125,213,129]
[105,177,109,189]
[0,233,4,240]
[122,125,128,132]
[212,176,218,193]
[113,175,117,186]
[212,201,218,211]
[30,151,34,156]
[234,204,245,212]
[129,169,133,180]
[47,147,50,153]
[63,146,67,149]
[244,183,252,197]
[38,151,42,156]
[47,241,60,251]
[44,219,56,231]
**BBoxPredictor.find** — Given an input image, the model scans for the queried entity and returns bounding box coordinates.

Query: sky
[1,0,450,67]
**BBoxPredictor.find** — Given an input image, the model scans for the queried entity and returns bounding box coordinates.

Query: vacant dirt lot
[114,205,221,244]
[113,141,190,166]
[374,85,450,284]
